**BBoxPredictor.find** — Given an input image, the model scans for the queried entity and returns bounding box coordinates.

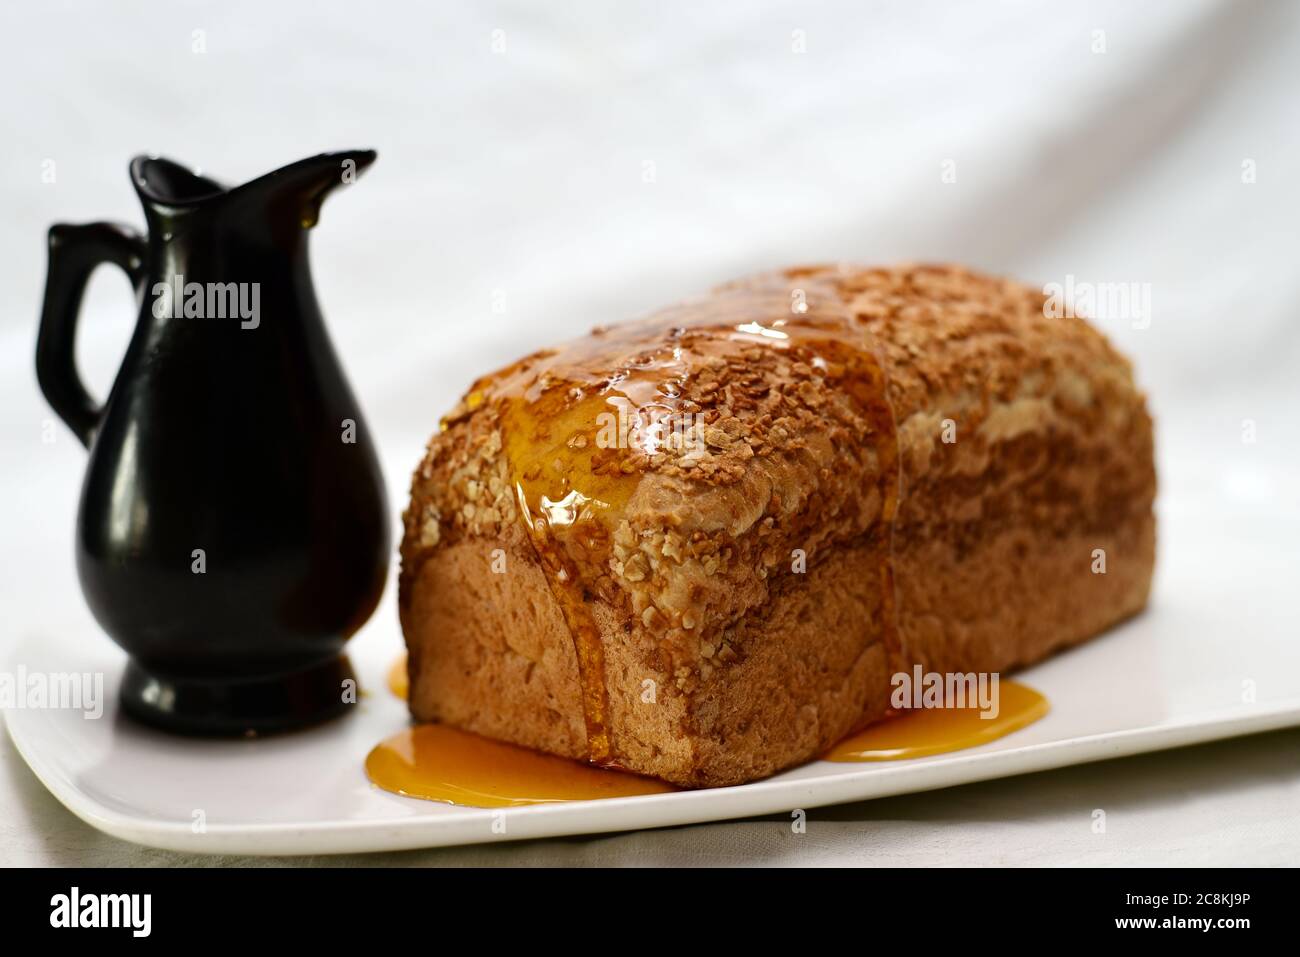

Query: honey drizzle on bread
[400,264,1156,786]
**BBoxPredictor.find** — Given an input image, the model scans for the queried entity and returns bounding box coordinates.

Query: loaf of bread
[399,265,1155,787]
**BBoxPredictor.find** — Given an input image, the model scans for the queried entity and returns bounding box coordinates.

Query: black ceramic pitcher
[35,152,390,734]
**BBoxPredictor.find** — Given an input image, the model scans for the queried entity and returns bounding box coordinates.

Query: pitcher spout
[239,150,377,230]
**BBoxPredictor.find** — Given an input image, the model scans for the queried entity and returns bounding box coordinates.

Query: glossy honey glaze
[373,655,1047,805]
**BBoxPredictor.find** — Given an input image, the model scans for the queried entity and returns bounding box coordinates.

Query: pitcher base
[120,656,357,735]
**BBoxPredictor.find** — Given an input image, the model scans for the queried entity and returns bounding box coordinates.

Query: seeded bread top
[400,264,1153,679]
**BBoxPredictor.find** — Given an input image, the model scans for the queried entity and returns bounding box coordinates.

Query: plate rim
[9,696,1300,856]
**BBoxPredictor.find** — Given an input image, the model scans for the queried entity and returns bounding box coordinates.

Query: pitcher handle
[36,222,148,449]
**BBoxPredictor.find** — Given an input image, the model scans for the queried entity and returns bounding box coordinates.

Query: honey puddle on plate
[372,654,1047,806]
[365,724,677,807]
[823,680,1049,761]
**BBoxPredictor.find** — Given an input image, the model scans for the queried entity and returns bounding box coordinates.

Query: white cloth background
[1,0,1297,866]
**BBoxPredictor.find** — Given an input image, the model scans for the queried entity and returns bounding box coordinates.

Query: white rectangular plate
[8,493,1299,856]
